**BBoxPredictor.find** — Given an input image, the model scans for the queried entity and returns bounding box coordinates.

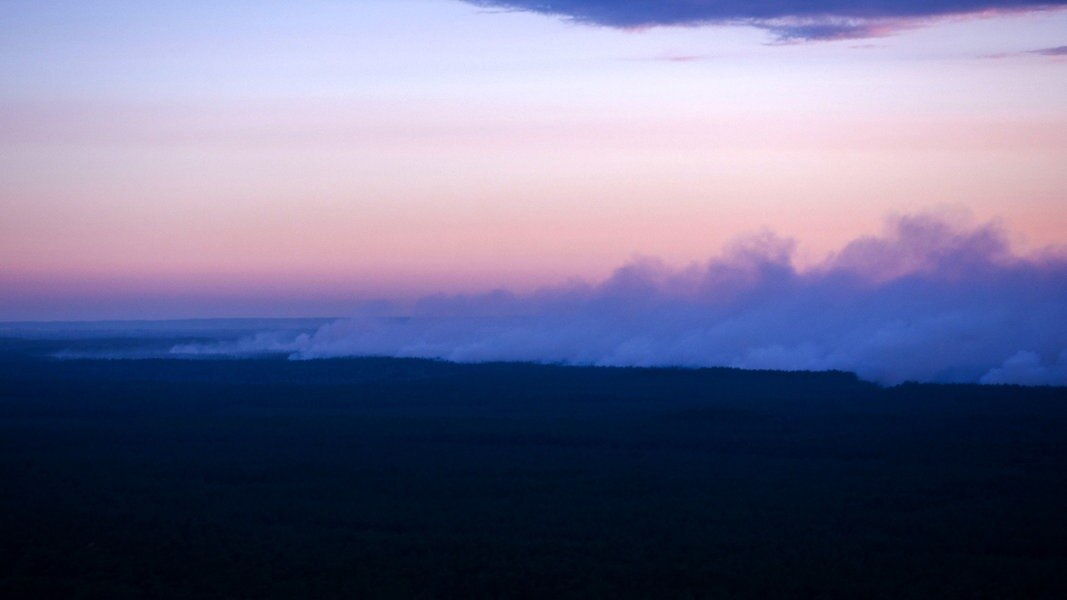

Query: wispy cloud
[175,214,1067,386]
[1032,44,1067,55]
[979,43,1067,58]
[658,54,708,62]
[624,53,714,63]
[466,1,1067,40]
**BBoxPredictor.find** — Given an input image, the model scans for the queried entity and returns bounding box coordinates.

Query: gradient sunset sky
[2,0,1066,320]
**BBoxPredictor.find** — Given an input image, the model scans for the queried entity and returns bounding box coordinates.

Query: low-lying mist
[172,214,1066,386]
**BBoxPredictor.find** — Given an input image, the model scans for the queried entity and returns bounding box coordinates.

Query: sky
[1,0,1066,322]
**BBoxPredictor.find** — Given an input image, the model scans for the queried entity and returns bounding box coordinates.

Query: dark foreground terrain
[1,337,1066,598]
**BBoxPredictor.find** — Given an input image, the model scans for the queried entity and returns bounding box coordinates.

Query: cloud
[465,1,1067,40]
[174,214,1067,386]
[982,44,1067,58]
[1032,44,1067,55]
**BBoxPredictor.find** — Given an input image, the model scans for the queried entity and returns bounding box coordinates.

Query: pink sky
[1,1,1065,320]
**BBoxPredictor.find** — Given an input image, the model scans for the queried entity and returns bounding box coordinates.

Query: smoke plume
[174,214,1067,386]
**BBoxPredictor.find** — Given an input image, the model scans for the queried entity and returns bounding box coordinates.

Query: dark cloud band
[1034,44,1067,54]
[467,1,1067,40]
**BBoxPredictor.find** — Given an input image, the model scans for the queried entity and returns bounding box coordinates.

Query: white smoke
[174,214,1067,386]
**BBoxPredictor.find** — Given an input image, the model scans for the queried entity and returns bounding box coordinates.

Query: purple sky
[1,1,1066,383]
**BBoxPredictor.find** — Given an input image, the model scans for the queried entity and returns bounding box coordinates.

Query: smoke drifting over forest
[169,214,1067,386]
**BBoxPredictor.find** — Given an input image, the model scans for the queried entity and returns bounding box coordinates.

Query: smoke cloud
[174,214,1067,386]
